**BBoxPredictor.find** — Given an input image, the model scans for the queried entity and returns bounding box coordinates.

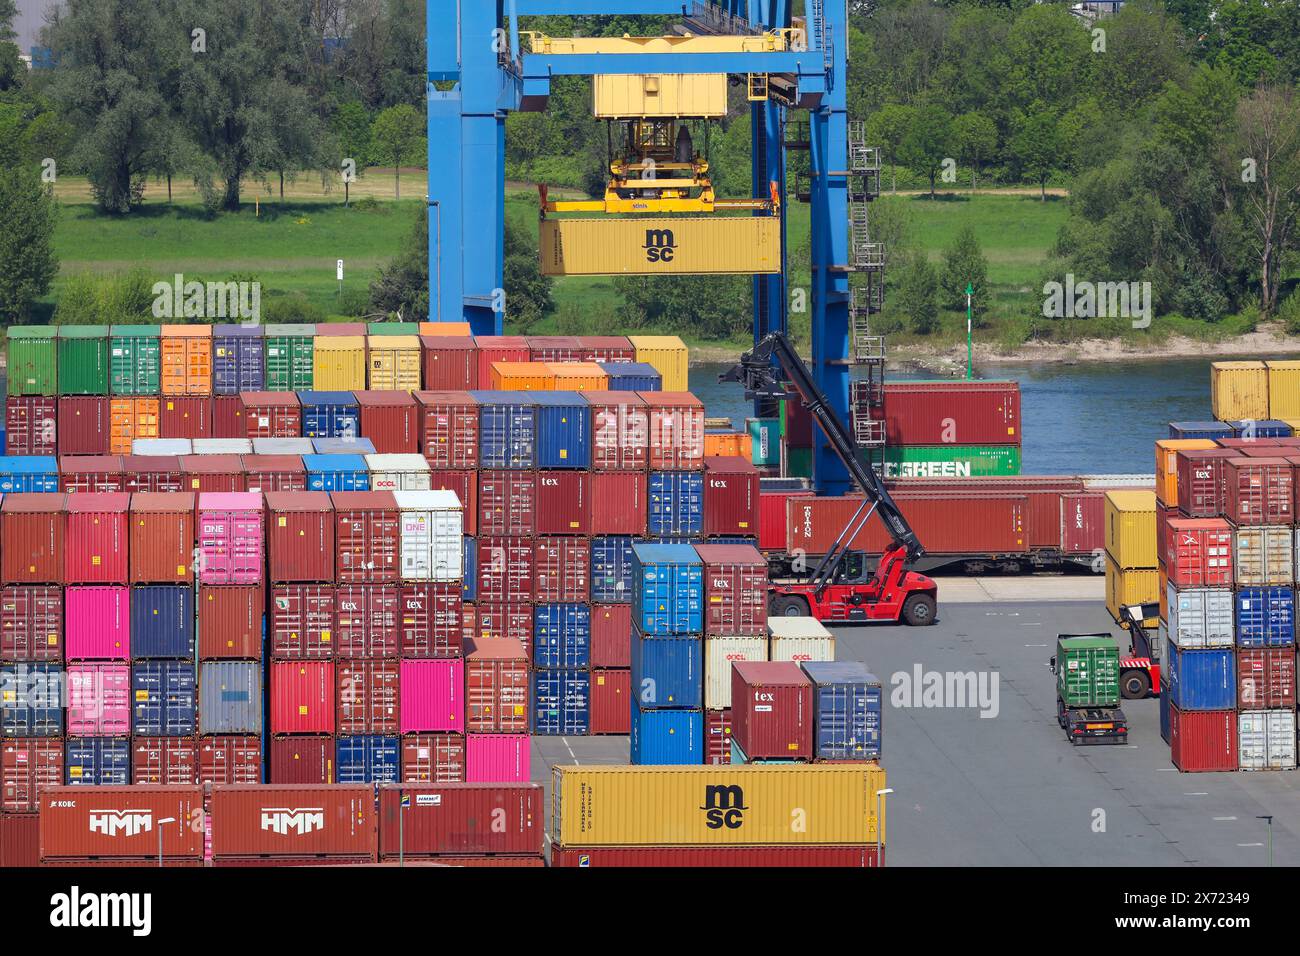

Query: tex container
[56,326,110,396]
[0,457,59,493]
[211,325,265,394]
[64,492,129,584]
[109,325,161,395]
[336,735,400,784]
[533,603,591,669]
[1176,448,1238,518]
[6,327,57,396]
[197,492,264,585]
[159,325,212,396]
[1,492,64,584]
[397,582,462,658]
[365,453,431,492]
[627,336,688,392]
[399,658,464,733]
[130,660,197,735]
[129,586,195,659]
[66,662,129,734]
[1235,587,1295,647]
[730,661,813,761]
[312,335,367,391]
[1055,635,1120,707]
[800,661,883,761]
[534,471,590,535]
[642,392,705,470]
[334,584,399,657]
[598,362,660,392]
[1154,438,1217,506]
[304,453,369,492]
[377,782,542,858]
[531,668,590,735]
[264,491,335,582]
[1168,702,1237,772]
[393,490,462,582]
[414,391,478,469]
[1236,647,1296,710]
[65,587,130,661]
[366,336,421,391]
[270,584,336,659]
[464,637,529,733]
[631,543,703,635]
[631,631,702,708]
[5,395,58,456]
[702,456,759,536]
[586,391,649,472]
[590,668,631,734]
[1165,585,1234,648]
[62,737,130,786]
[1225,457,1293,526]
[334,490,399,583]
[263,324,315,391]
[402,733,466,783]
[1211,361,1269,420]
[1103,490,1157,569]
[1237,709,1297,769]
[299,391,360,439]
[695,543,767,637]
[472,391,535,469]
[199,661,262,734]
[0,663,63,736]
[40,785,204,861]
[209,784,376,861]
[647,471,704,537]
[1233,525,1293,586]
[1165,640,1235,711]
[2,738,64,812]
[465,734,528,783]
[591,535,634,603]
[0,585,63,661]
[703,635,767,709]
[630,708,702,764]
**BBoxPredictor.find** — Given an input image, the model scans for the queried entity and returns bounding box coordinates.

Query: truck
[1051,634,1129,745]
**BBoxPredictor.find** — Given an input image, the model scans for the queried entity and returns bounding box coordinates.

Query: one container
[0,492,65,583]
[366,336,422,391]
[66,662,130,734]
[376,782,542,858]
[801,661,884,761]
[731,661,813,761]
[56,326,110,396]
[209,785,375,861]
[0,663,63,737]
[1168,702,1237,772]
[768,617,835,663]
[1210,360,1268,420]
[265,490,335,582]
[627,335,688,391]
[63,737,130,786]
[130,660,197,735]
[242,454,308,492]
[211,324,265,394]
[533,603,591,669]
[1103,490,1158,569]
[312,336,367,391]
[1235,586,1294,647]
[590,668,631,734]
[1166,585,1234,648]
[0,585,63,661]
[591,535,634,603]
[2,738,64,812]
[198,661,262,734]
[1224,457,1294,526]
[239,392,301,438]
[590,471,648,536]
[598,362,660,392]
[197,491,264,585]
[695,543,767,637]
[473,336,530,389]
[642,392,705,470]
[6,327,57,396]
[586,391,649,471]
[1234,525,1293,586]
[399,658,464,733]
[1237,710,1297,770]
[647,470,704,537]
[5,395,58,456]
[300,394,362,441]
[337,659,400,734]
[334,583,399,658]
[402,733,466,783]
[464,637,529,733]
[108,396,161,455]
[1236,647,1296,710]
[471,391,535,469]
[57,396,111,454]
[531,668,590,735]
[269,736,334,785]
[333,490,400,583]
[159,325,213,396]
[366,453,432,492]
[158,397,211,440]
[631,543,703,635]
[1165,641,1236,711]
[263,324,316,391]
[533,536,590,603]
[465,734,529,783]
[129,586,195,659]
[704,635,768,709]
[197,585,263,658]
[414,391,479,469]
[630,631,702,708]
[629,708,703,764]
[397,582,462,658]
[270,660,335,734]
[65,587,130,661]
[270,584,336,659]
[355,391,419,453]
[40,785,203,860]
[198,737,263,786]
[420,338,478,391]
[334,735,401,783]
[394,489,463,582]
[535,471,591,535]
[304,453,368,492]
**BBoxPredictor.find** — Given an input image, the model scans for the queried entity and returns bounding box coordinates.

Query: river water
[689,357,1217,476]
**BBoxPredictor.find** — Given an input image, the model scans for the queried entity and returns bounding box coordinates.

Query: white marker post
[337,259,344,298]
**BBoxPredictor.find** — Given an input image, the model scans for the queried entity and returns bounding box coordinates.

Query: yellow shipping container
[1104,489,1158,569]
[629,334,689,391]
[1105,556,1160,624]
[366,335,422,391]
[418,322,472,337]
[540,217,781,276]
[313,335,367,390]
[594,73,728,118]
[547,362,608,391]
[109,397,160,455]
[1154,438,1216,506]
[552,764,886,847]
[1266,360,1300,420]
[1210,361,1269,421]
[491,361,555,391]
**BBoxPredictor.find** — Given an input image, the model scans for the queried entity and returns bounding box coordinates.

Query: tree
[370,104,422,199]
[1004,4,1093,113]
[1089,3,1190,110]
[0,165,59,323]
[1011,110,1060,201]
[865,103,913,193]
[895,250,940,334]
[941,225,990,316]
[954,112,997,190]
[258,78,330,201]
[899,102,955,198]
[333,101,373,170]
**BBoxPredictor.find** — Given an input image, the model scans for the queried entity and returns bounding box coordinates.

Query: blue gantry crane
[426,1,882,494]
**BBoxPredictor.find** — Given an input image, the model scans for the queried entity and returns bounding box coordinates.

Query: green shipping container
[110,324,162,395]
[784,445,812,479]
[881,444,1021,478]
[57,326,110,395]
[367,322,421,336]
[1056,635,1121,708]
[747,417,780,467]
[6,326,58,396]
[264,324,316,391]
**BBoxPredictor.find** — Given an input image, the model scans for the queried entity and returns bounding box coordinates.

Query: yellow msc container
[1211,361,1269,420]
[540,217,781,276]
[1105,556,1160,624]
[418,322,472,337]
[594,73,728,118]
[1266,360,1300,420]
[629,335,689,392]
[313,335,367,390]
[547,362,608,392]
[551,764,886,847]
[490,361,555,391]
[1154,439,1216,506]
[1104,489,1158,569]
[366,335,422,391]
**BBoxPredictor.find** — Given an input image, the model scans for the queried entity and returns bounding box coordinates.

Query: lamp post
[875,788,894,865]
[157,817,176,869]
[1257,815,1273,867]
[964,283,974,380]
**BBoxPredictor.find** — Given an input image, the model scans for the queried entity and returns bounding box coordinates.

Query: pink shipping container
[695,543,768,636]
[587,391,649,471]
[641,392,705,470]
[400,657,464,733]
[377,782,542,857]
[590,471,648,535]
[337,659,400,734]
[66,663,130,735]
[65,586,129,660]
[63,492,130,583]
[465,733,529,783]
[270,660,336,735]
[197,491,265,584]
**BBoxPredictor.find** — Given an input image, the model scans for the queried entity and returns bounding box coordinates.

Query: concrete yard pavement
[930,575,1103,603]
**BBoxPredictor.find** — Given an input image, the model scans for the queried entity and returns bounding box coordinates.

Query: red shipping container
[881,380,1021,445]
[1218,437,1281,448]
[473,336,530,387]
[211,395,245,438]
[476,537,533,604]
[59,455,126,493]
[355,391,419,454]
[526,335,582,362]
[129,492,195,584]
[209,784,375,860]
[427,469,477,535]
[317,323,367,336]
[1237,647,1296,710]
[0,585,63,661]
[270,584,336,659]
[401,733,466,782]
[758,490,812,551]
[589,668,631,735]
[551,844,882,867]
[731,661,813,761]
[40,785,205,861]
[334,490,400,583]
[335,583,400,658]
[57,396,110,455]
[1168,702,1237,772]
[414,391,479,469]
[473,602,533,652]
[589,471,647,536]
[198,585,263,659]
[2,738,63,812]
[240,392,301,438]
[577,336,635,363]
[0,813,39,867]
[420,338,478,390]
[1225,457,1293,526]
[535,470,591,535]
[695,543,768,636]
[1,493,65,584]
[786,492,1028,555]
[1061,492,1104,555]
[271,661,336,735]
[159,396,212,440]
[122,455,183,493]
[337,659,400,734]
[198,736,262,785]
[64,492,129,584]
[1163,517,1234,587]
[180,454,245,493]
[642,392,705,470]
[265,490,335,583]
[590,603,631,668]
[132,737,200,786]
[269,736,334,784]
[377,782,542,858]
[587,391,649,472]
[703,456,760,537]
[461,602,478,646]
[464,637,529,733]
[533,536,590,603]
[398,582,462,658]
[889,476,1083,551]
[705,708,732,765]
[478,470,537,536]
[1231,445,1288,458]
[5,396,58,456]
[242,455,308,492]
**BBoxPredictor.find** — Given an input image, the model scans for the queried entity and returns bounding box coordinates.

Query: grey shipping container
[199,661,263,734]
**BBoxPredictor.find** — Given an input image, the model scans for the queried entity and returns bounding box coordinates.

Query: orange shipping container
[547,362,608,392]
[109,397,161,455]
[490,361,555,391]
[1154,438,1217,506]
[419,322,472,337]
[160,326,213,396]
[704,431,749,460]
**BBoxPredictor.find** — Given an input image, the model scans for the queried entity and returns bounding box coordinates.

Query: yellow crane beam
[523,31,801,55]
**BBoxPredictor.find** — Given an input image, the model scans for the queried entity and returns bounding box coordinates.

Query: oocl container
[402,733,466,783]
[299,392,360,439]
[313,336,367,391]
[1210,360,1268,420]
[420,338,478,391]
[270,584,336,659]
[472,391,535,469]
[5,395,58,456]
[242,454,308,492]
[0,585,63,661]
[197,491,264,584]
[159,325,213,396]
[377,782,542,858]
[642,391,704,470]
[695,543,767,637]
[628,335,688,391]
[40,785,204,861]
[366,453,431,492]
[535,471,590,535]
[587,391,649,471]
[335,584,399,658]
[63,492,129,584]
[334,490,400,583]
[465,733,528,783]
[704,635,768,709]
[6,327,57,396]
[58,396,110,454]
[265,491,335,583]
[263,324,315,391]
[631,543,703,635]
[1225,457,1294,526]
[366,336,421,391]
[2,738,63,812]
[731,661,813,761]
[590,472,648,536]
[108,397,161,455]
[768,616,835,663]
[66,662,130,734]
[464,637,528,733]
[65,587,129,661]
[210,784,376,861]
[198,661,262,734]
[400,658,463,733]
[394,490,463,582]
[355,391,419,452]
[414,391,479,469]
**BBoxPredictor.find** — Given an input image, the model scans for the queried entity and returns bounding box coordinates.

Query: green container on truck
[367,322,421,336]
[57,325,110,395]
[1055,635,1121,708]
[747,417,780,467]
[264,324,316,391]
[109,324,162,394]
[6,326,58,396]
[881,444,1021,478]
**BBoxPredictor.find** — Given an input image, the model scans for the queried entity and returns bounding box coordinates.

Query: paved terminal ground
[532,578,1300,866]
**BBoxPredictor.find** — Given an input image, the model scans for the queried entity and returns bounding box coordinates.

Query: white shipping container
[1165,583,1234,648]
[704,635,769,709]
[767,616,835,663]
[366,453,433,492]
[192,438,254,456]
[1237,709,1297,770]
[394,489,463,581]
[1235,526,1293,586]
[132,438,192,456]
[252,437,314,455]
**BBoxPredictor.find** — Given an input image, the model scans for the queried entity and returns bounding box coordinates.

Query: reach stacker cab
[1116,602,1161,700]
[1051,634,1129,745]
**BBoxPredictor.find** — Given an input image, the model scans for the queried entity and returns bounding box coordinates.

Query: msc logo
[643,229,677,264]
[700,784,747,830]
[89,810,153,837]
[261,807,325,835]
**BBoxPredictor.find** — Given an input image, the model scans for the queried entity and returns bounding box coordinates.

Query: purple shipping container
[400,658,464,733]
[64,586,129,660]
[465,734,529,783]
[66,663,130,735]
[212,325,266,395]
[198,492,265,584]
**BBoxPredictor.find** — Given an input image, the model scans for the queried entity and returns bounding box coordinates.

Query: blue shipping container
[131,661,197,736]
[630,631,703,708]
[801,661,883,760]
[533,392,591,469]
[532,669,590,735]
[533,603,591,669]
[1159,679,1170,744]
[299,392,360,439]
[462,537,478,601]
[303,453,369,491]
[597,362,661,392]
[212,325,266,395]
[1165,639,1235,711]
[0,663,62,737]
[1235,587,1295,647]
[1167,421,1234,440]
[591,535,634,603]
[335,736,400,783]
[630,708,702,764]
[65,737,131,785]
[311,436,375,455]
[631,543,703,635]
[1227,419,1292,438]
[130,586,195,659]
[471,391,535,469]
[0,456,59,492]
[198,661,263,734]
[647,471,704,537]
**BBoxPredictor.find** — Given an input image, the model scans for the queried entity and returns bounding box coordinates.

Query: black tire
[901,592,937,626]
[1120,669,1151,701]
[771,594,811,617]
